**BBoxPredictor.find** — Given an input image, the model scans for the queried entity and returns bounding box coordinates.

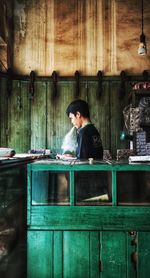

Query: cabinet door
[28,230,150,278]
[27,231,100,278]
[63,231,100,278]
[27,231,53,278]
[100,231,136,278]
[138,232,150,277]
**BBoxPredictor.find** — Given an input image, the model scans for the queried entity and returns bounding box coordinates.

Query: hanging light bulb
[138,0,147,55]
[138,33,147,55]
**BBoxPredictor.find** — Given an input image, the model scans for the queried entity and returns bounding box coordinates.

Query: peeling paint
[14,0,26,39]
[12,0,150,75]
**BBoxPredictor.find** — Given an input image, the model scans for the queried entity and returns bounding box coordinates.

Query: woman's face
[69,112,82,129]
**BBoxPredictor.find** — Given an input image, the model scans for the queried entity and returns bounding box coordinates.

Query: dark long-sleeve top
[76,123,103,159]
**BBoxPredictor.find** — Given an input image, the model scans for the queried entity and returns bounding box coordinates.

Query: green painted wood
[27,163,150,277]
[31,81,47,149]
[53,231,63,278]
[127,231,137,278]
[101,231,127,278]
[0,77,148,155]
[20,81,31,152]
[29,206,150,230]
[0,77,8,146]
[27,165,31,225]
[8,80,30,152]
[70,171,74,205]
[46,81,54,150]
[63,231,90,278]
[78,81,88,100]
[27,163,150,229]
[47,81,74,152]
[112,170,117,206]
[27,230,53,278]
[29,161,150,172]
[138,232,150,277]
[89,232,100,278]
[110,81,129,158]
[30,163,113,171]
[87,81,110,151]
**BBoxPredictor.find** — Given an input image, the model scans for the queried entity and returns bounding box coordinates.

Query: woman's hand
[56,153,75,159]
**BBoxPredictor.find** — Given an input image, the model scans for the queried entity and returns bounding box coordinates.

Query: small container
[88,158,94,164]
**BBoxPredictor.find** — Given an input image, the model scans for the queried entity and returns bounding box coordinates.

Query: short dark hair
[66,99,90,118]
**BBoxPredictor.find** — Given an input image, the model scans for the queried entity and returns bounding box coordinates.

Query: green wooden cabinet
[27,160,150,278]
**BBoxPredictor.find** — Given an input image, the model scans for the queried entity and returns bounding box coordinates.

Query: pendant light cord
[141,0,144,34]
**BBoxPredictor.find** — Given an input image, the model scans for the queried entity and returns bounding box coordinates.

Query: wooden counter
[27,160,150,278]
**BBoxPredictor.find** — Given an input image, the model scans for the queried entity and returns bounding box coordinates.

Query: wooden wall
[12,0,150,76]
[0,74,132,157]
[1,0,150,157]
[0,0,13,70]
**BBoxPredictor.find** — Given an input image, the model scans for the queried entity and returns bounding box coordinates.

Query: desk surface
[28,158,150,171]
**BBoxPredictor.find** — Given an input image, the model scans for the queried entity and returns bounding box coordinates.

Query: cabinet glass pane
[32,171,70,205]
[75,171,112,205]
[117,171,150,205]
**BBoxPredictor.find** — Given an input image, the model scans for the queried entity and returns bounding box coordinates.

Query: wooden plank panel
[13,0,48,75]
[8,80,30,153]
[89,231,100,278]
[85,0,103,75]
[53,231,63,278]
[21,80,31,152]
[54,0,78,74]
[0,77,146,156]
[63,231,90,278]
[127,231,137,278]
[27,165,32,225]
[0,77,8,146]
[87,80,110,151]
[31,81,47,149]
[110,81,129,158]
[78,80,88,100]
[138,232,150,277]
[30,206,150,230]
[27,230,53,278]
[47,81,74,153]
[110,81,121,158]
[101,231,127,278]
[47,79,110,155]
